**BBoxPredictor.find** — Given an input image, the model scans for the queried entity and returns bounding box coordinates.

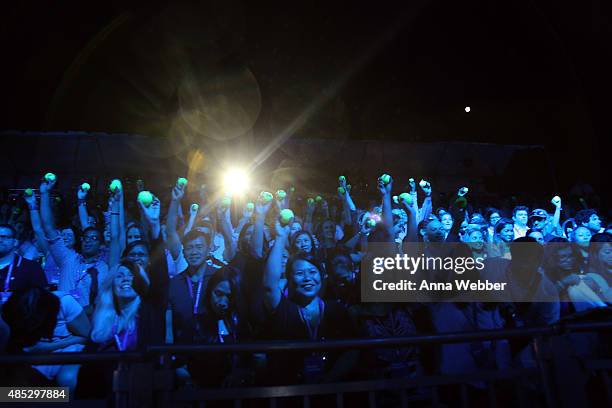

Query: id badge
[303,353,327,383]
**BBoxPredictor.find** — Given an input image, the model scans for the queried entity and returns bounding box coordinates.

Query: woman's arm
[263,221,290,312]
[249,197,272,259]
[109,190,122,269]
[217,205,236,262]
[166,185,185,260]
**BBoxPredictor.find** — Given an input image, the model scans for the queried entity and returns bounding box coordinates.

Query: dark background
[0,0,609,197]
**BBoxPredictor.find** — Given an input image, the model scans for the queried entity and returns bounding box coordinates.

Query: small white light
[464,106,471,113]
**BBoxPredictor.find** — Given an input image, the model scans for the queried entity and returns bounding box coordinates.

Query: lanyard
[3,255,21,292]
[113,316,136,351]
[186,278,203,315]
[299,298,325,340]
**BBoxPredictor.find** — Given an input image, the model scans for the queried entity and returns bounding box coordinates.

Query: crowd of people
[0,171,610,404]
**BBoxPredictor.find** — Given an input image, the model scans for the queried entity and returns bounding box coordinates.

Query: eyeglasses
[82,235,100,242]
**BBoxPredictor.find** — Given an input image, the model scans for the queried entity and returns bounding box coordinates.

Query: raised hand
[419,180,432,196]
[171,185,185,202]
[140,196,161,223]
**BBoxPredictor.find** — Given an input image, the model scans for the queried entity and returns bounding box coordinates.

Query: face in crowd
[489,212,501,227]
[113,266,138,301]
[498,223,515,243]
[423,220,445,243]
[0,226,18,258]
[465,229,485,251]
[126,243,150,269]
[81,229,102,258]
[440,213,453,232]
[528,230,545,244]
[322,220,336,240]
[60,228,76,249]
[572,226,592,249]
[183,236,210,268]
[210,280,231,318]
[289,259,322,301]
[294,232,313,255]
[584,214,602,233]
[513,210,529,228]
[126,226,143,245]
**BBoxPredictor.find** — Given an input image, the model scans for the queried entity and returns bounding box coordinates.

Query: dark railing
[1,321,611,408]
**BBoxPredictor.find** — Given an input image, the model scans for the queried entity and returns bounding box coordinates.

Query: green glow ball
[191,203,199,212]
[339,175,346,183]
[81,183,91,192]
[380,174,391,184]
[109,179,122,193]
[338,187,345,195]
[177,177,188,188]
[399,192,413,205]
[24,188,33,197]
[409,178,414,183]
[260,191,273,203]
[551,196,561,205]
[221,197,232,207]
[276,190,287,200]
[366,218,377,228]
[346,184,351,191]
[138,191,153,207]
[315,195,322,202]
[279,209,295,225]
[246,202,255,211]
[307,198,315,205]
[44,172,56,183]
[289,186,295,193]
[419,179,428,188]
[392,195,399,204]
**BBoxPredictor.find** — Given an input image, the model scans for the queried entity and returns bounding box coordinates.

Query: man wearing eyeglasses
[39,179,108,309]
[0,224,48,303]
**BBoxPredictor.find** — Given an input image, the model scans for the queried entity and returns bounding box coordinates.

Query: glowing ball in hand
[338,187,345,195]
[339,175,346,183]
[419,179,428,188]
[551,196,561,206]
[307,198,315,205]
[221,197,232,207]
[177,177,188,188]
[315,195,323,202]
[260,191,273,203]
[44,173,56,183]
[138,191,153,207]
[109,179,122,193]
[279,209,295,225]
[399,192,413,205]
[191,203,199,212]
[81,183,91,192]
[246,202,255,211]
[24,188,33,196]
[379,174,391,184]
[276,190,287,200]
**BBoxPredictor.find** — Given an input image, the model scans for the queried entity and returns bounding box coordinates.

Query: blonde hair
[91,263,143,343]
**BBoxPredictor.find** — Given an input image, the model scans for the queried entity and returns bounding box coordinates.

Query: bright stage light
[464,106,471,113]
[223,168,250,196]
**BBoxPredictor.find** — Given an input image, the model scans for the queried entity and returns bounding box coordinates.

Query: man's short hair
[182,230,210,247]
[512,206,529,217]
[575,209,597,226]
[81,226,102,239]
[0,224,17,238]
